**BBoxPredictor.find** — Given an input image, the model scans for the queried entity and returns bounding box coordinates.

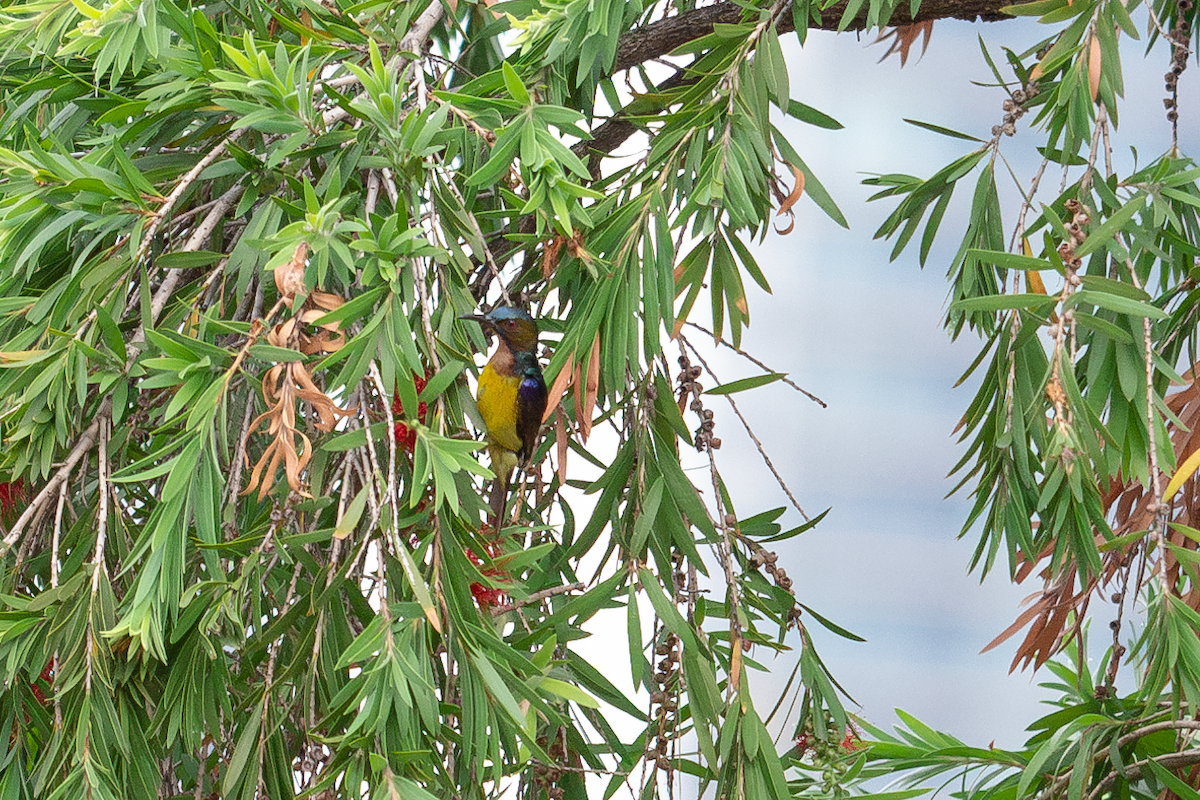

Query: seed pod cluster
[533,727,570,799]
[1164,0,1191,124]
[647,631,681,775]
[1045,199,1089,341]
[749,545,803,626]
[676,354,720,452]
[672,551,688,603]
[991,83,1038,139]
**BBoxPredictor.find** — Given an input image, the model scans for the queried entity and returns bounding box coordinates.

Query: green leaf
[949,294,1057,312]
[903,118,984,142]
[501,61,531,106]
[786,100,843,130]
[705,372,786,395]
[222,700,263,797]
[1066,289,1168,320]
[966,248,1057,271]
[1074,197,1145,257]
[334,485,369,539]
[536,677,600,708]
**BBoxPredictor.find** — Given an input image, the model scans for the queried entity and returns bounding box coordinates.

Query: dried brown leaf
[875,21,934,66]
[555,408,569,486]
[580,333,600,443]
[1088,34,1101,102]
[981,601,1045,654]
[672,262,688,285]
[542,235,566,280]
[541,355,575,423]
[275,242,309,306]
[241,320,354,500]
[571,358,585,440]
[309,291,345,314]
[774,164,805,235]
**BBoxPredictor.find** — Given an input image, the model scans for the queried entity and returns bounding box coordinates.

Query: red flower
[0,479,26,515]
[392,373,431,452]
[467,527,510,610]
[840,727,864,752]
[30,657,53,705]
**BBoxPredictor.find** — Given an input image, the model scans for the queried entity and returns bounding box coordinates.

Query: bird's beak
[458,313,487,324]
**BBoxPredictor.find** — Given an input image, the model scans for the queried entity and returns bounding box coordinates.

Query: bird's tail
[487,445,519,528]
[488,474,509,526]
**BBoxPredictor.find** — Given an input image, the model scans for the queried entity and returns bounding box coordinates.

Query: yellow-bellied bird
[461,307,548,517]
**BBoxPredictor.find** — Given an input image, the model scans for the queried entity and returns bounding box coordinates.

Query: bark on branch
[614,0,1014,74]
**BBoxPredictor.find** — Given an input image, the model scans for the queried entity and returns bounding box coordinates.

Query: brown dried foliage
[774,164,805,235]
[242,257,354,501]
[875,21,934,66]
[541,333,602,486]
[986,362,1200,671]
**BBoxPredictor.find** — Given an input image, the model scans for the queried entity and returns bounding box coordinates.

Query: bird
[460,307,548,519]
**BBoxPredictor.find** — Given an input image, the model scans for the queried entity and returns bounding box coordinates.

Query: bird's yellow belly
[477,364,523,454]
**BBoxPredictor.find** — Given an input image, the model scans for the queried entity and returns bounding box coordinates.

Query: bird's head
[460,306,540,353]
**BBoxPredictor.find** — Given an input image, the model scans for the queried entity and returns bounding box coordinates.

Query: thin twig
[683,321,826,407]
[490,582,584,615]
[92,416,110,593]
[135,132,241,268]
[256,559,304,797]
[678,339,744,695]
[368,363,400,550]
[1088,749,1200,800]
[2,397,111,553]
[682,337,810,520]
[438,168,512,306]
[1126,258,1169,587]
[149,184,246,324]
[365,170,381,217]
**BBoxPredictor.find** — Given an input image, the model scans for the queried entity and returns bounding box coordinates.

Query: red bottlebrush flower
[794,732,812,755]
[470,577,506,609]
[0,478,26,515]
[467,527,510,609]
[840,728,864,752]
[393,421,418,452]
[30,657,54,705]
[392,372,433,451]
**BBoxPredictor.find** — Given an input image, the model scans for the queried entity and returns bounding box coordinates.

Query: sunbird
[460,307,548,519]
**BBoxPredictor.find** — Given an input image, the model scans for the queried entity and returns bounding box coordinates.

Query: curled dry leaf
[297,291,347,355]
[538,333,601,485]
[774,164,805,235]
[541,358,574,423]
[544,229,595,279]
[583,332,600,440]
[275,242,309,307]
[542,234,566,279]
[570,333,601,443]
[241,286,354,501]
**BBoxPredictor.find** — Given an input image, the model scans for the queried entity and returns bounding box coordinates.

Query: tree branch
[1088,749,1200,800]
[614,0,1014,75]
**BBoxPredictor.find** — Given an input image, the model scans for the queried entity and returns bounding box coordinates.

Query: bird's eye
[504,319,517,328]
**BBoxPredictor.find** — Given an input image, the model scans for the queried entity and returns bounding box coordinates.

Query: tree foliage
[1,0,1200,796]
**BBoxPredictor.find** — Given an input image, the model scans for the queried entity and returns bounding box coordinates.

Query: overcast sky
[694,14,1200,749]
